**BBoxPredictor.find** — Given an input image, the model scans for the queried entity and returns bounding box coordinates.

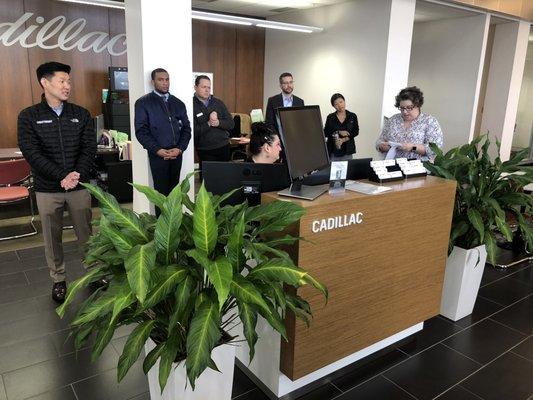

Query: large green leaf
[237,301,258,360]
[131,183,166,209]
[143,266,188,309]
[159,331,181,392]
[168,274,196,333]
[71,289,117,326]
[226,211,245,273]
[56,266,107,317]
[81,183,148,243]
[99,215,136,256]
[230,275,271,315]
[248,259,306,286]
[91,315,118,361]
[192,184,218,255]
[117,320,156,382]
[185,297,221,389]
[125,242,156,304]
[143,341,165,374]
[467,209,485,243]
[111,285,136,321]
[155,185,183,264]
[189,251,232,311]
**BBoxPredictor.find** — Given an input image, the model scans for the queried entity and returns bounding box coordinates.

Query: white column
[380,0,416,121]
[125,0,194,214]
[480,20,530,161]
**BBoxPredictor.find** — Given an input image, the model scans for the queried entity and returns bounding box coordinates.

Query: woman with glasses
[324,93,359,160]
[376,86,443,160]
[248,122,282,164]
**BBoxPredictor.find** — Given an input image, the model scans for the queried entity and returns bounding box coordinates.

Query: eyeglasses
[398,105,416,112]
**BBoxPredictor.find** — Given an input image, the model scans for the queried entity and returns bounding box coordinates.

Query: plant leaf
[131,183,166,209]
[99,215,136,256]
[229,275,272,316]
[169,274,196,333]
[155,185,183,264]
[206,256,233,311]
[143,266,188,309]
[192,184,218,255]
[159,331,181,393]
[91,315,118,361]
[56,266,107,317]
[185,297,221,389]
[226,211,245,273]
[467,209,485,243]
[237,301,258,360]
[117,320,156,382]
[143,342,165,374]
[125,242,156,304]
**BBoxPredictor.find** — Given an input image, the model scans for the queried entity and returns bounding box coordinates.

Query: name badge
[36,120,53,124]
[196,112,203,117]
[70,118,79,123]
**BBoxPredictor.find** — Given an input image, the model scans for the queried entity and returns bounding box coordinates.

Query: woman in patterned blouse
[376,86,443,160]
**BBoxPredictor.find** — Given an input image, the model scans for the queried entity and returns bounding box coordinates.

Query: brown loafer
[52,281,67,303]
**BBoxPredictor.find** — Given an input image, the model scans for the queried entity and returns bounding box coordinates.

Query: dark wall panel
[0,1,265,148]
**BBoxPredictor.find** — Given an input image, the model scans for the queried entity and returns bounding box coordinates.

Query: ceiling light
[57,0,125,9]
[192,11,252,26]
[256,23,313,33]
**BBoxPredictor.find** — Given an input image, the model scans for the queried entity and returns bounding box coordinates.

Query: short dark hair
[249,122,278,156]
[330,93,345,107]
[279,72,293,84]
[36,62,71,87]
[195,75,210,86]
[151,68,168,80]
[395,86,424,108]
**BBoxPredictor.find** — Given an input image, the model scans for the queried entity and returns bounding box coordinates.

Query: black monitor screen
[276,106,329,181]
[109,67,128,91]
[202,162,290,206]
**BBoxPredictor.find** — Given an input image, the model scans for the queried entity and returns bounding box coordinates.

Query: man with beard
[265,72,305,132]
[135,68,192,203]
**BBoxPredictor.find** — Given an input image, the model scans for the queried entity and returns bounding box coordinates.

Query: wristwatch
[411,145,417,152]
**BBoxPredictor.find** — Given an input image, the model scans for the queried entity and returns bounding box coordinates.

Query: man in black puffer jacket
[18,62,96,303]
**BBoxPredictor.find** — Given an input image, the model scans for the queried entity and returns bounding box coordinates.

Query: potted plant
[424,135,532,321]
[56,175,327,400]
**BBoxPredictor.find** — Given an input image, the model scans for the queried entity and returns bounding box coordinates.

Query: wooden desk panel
[263,176,456,380]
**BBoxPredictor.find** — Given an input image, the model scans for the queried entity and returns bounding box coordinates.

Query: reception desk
[234,176,456,398]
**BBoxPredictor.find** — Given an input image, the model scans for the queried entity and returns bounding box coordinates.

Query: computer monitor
[202,162,290,206]
[302,158,373,186]
[109,67,129,91]
[276,106,330,200]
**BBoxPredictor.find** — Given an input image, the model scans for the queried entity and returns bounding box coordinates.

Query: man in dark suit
[265,72,305,132]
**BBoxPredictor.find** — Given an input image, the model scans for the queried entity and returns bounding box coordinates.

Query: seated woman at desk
[376,86,443,160]
[247,122,282,164]
[324,93,359,161]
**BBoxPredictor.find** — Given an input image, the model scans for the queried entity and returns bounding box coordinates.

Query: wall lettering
[0,12,127,55]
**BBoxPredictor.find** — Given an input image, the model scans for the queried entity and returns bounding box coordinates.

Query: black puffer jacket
[18,99,96,193]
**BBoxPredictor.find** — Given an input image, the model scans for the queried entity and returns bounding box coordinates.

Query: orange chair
[0,158,37,241]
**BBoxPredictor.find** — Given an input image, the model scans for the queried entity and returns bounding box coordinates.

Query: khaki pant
[36,190,92,283]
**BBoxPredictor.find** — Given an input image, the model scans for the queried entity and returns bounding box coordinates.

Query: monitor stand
[278,180,327,201]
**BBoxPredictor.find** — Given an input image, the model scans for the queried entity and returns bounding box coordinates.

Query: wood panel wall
[0,1,265,148]
[450,0,533,20]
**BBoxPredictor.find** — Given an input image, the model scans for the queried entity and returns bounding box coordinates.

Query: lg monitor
[202,162,290,206]
[276,105,330,200]
[109,66,129,91]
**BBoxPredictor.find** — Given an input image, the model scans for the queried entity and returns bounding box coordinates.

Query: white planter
[145,339,235,400]
[440,245,487,321]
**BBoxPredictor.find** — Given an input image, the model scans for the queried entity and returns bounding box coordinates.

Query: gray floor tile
[3,346,118,400]
[0,336,58,374]
[0,272,27,290]
[0,377,6,400]
[25,385,77,400]
[0,297,42,325]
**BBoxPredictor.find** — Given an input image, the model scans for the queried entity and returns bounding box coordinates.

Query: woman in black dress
[323,93,359,160]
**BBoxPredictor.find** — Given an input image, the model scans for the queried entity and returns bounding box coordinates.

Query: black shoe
[52,281,67,303]
[89,278,109,291]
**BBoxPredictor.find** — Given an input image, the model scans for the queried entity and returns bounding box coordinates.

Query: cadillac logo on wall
[0,12,127,56]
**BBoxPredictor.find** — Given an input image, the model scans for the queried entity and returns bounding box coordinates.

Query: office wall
[409,15,489,151]
[513,41,533,148]
[0,1,265,148]
[263,0,395,159]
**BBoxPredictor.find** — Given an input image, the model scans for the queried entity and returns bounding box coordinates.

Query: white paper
[385,141,402,160]
[345,180,392,195]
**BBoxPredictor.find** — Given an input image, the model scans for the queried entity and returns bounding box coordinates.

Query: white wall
[480,20,530,160]
[513,41,533,149]
[409,14,489,152]
[264,0,408,159]
[125,0,194,213]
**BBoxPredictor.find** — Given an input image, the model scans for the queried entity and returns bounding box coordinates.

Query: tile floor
[0,244,531,400]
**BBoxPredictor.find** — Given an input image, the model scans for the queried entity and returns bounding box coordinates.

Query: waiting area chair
[0,158,37,241]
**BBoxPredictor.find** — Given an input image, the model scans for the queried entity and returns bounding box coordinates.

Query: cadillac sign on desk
[311,212,363,233]
[0,12,127,56]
